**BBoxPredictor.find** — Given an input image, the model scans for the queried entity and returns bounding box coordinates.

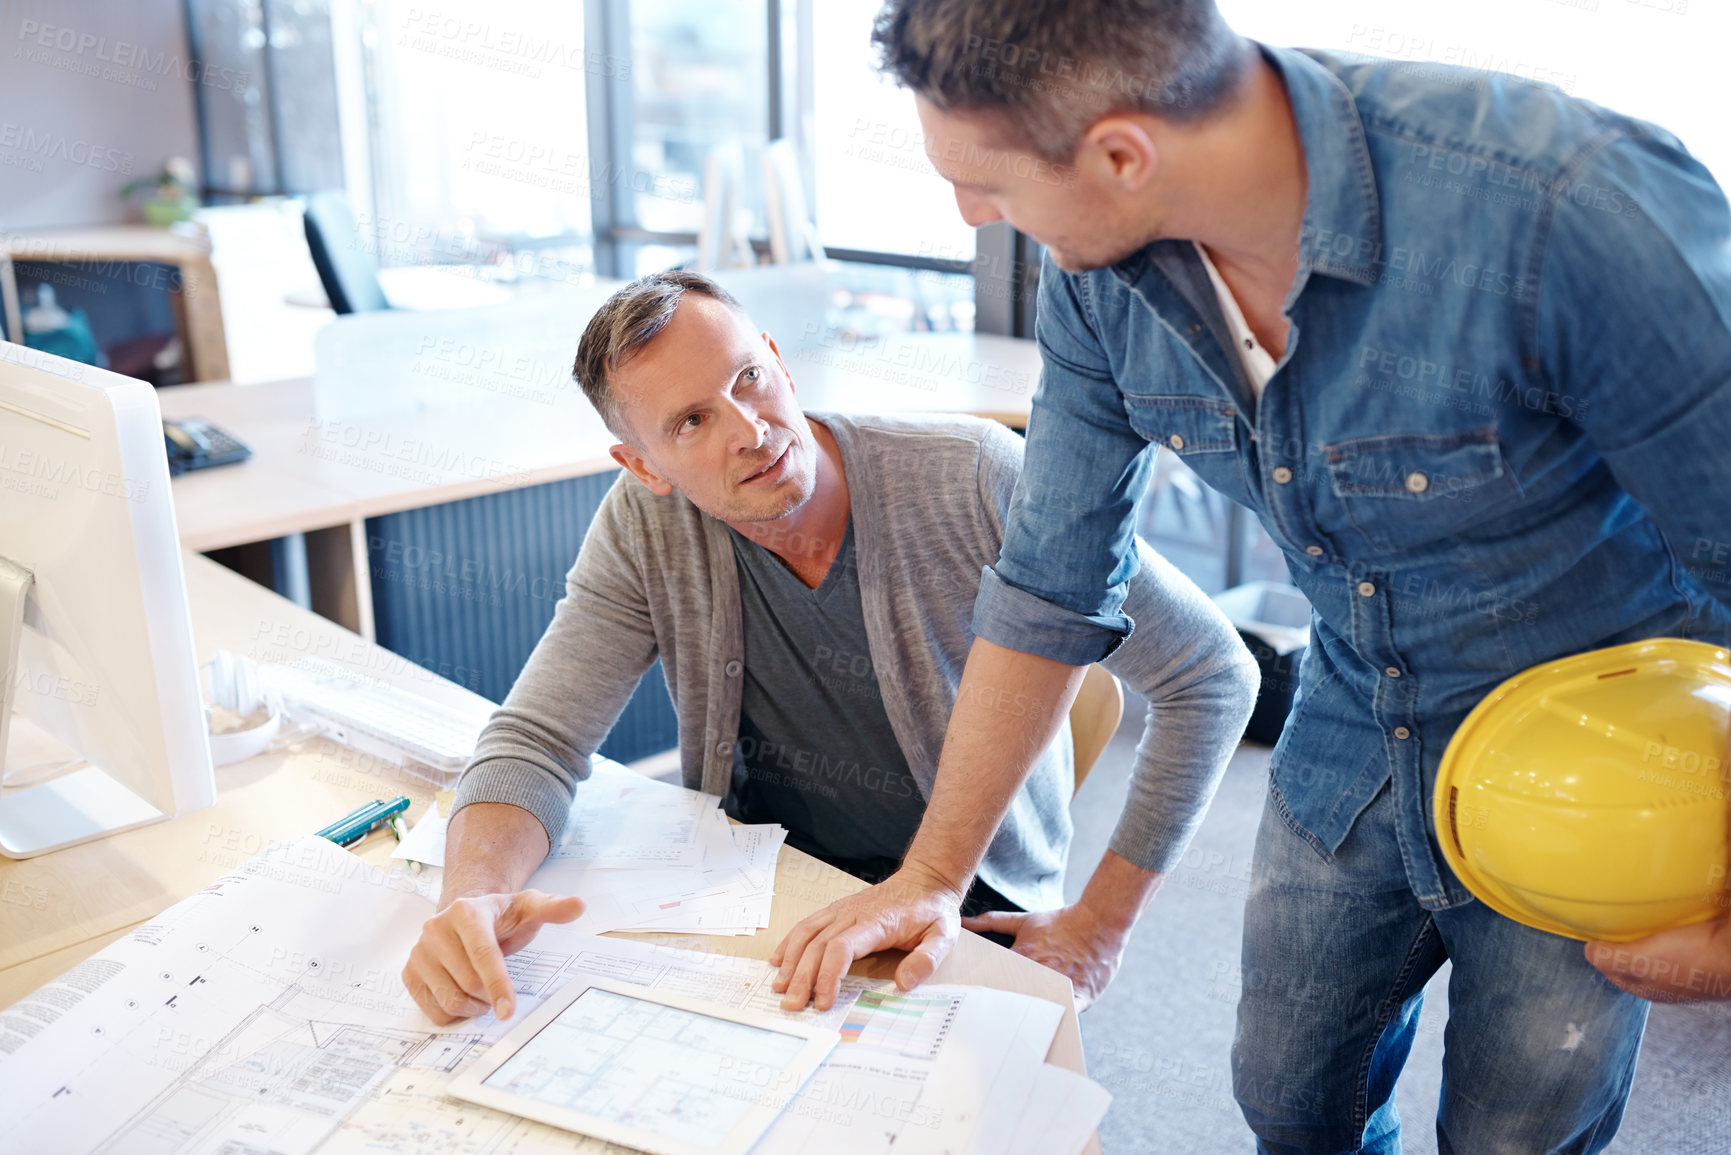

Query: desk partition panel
[365,469,679,765]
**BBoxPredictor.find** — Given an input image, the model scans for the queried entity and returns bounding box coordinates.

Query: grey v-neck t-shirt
[724,518,928,865]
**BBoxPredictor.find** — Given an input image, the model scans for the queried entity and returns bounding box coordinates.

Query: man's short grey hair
[573,269,743,441]
[872,0,1248,163]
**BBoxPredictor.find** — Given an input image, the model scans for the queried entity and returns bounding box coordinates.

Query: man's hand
[962,904,1130,1011]
[963,851,1163,1011]
[770,866,964,1012]
[1587,917,1731,1003]
[770,641,1087,1014]
[403,889,585,1024]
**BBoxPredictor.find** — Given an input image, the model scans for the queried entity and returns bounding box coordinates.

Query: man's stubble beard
[708,453,817,526]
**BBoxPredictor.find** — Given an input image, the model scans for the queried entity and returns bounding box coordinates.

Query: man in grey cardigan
[401,271,1256,1026]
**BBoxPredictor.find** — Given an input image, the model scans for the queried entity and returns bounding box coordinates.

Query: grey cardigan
[454,412,1258,911]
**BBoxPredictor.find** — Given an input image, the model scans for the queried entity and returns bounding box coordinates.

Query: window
[627,1,769,238]
[809,0,976,265]
[186,0,345,199]
[360,0,593,276]
[582,0,773,277]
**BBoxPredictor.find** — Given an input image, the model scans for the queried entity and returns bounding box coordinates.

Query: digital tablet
[446,976,838,1155]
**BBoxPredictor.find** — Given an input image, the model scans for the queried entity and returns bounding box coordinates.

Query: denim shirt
[972,43,1731,909]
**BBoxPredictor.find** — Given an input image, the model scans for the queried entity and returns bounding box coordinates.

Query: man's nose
[725,399,769,451]
[955,188,1003,227]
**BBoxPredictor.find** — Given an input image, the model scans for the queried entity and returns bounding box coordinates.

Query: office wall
[0,0,201,230]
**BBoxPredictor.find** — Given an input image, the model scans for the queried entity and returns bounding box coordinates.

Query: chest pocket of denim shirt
[1324,427,1521,553]
[1121,394,1244,499]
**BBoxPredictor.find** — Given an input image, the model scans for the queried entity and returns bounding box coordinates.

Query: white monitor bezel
[0,342,214,857]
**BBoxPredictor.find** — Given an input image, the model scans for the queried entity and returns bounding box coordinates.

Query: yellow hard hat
[1435,638,1731,942]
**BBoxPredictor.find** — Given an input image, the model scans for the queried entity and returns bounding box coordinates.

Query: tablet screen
[482,986,809,1148]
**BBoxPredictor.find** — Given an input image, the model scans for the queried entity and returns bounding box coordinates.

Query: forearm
[1075,850,1165,934]
[1105,540,1259,872]
[1108,678,1255,873]
[903,638,1087,894]
[439,802,551,907]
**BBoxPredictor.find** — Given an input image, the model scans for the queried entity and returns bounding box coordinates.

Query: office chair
[302,191,390,314]
[1069,664,1126,795]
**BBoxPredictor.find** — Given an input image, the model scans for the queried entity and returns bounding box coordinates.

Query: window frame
[583,0,1023,329]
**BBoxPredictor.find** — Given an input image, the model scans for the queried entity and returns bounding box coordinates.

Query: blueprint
[1,836,1101,1155]
[0,837,483,1155]
[480,986,812,1147]
[328,932,1067,1155]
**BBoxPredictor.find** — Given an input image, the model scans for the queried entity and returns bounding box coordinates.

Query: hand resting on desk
[402,801,584,1024]
[961,851,1165,1012]
[771,846,1165,1015]
[768,863,964,1012]
[961,906,1127,1013]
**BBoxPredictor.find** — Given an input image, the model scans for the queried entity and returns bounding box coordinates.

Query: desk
[159,329,1043,640]
[1,225,231,382]
[0,549,1095,1150]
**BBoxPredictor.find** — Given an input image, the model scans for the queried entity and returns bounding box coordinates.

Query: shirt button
[1305,545,1324,556]
[1357,581,1377,597]
[1385,666,1401,678]
[1405,471,1429,494]
[724,660,743,677]
[1168,434,1185,450]
[1244,337,1255,351]
[1188,322,1203,336]
[716,740,734,757]
[1394,726,1412,740]
[1271,466,1294,484]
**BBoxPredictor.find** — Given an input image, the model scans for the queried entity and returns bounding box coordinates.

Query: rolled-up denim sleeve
[1537,129,1731,611]
[972,256,1157,665]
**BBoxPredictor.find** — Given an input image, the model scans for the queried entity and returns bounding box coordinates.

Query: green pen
[386,810,423,872]
[315,796,412,848]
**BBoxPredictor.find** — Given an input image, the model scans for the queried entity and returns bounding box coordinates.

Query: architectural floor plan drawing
[90,986,488,1155]
[0,837,500,1155]
[3,835,1102,1155]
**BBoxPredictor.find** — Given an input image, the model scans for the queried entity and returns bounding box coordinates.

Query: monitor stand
[0,557,168,859]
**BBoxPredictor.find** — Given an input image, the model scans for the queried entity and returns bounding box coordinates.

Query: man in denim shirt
[770,2,1731,1151]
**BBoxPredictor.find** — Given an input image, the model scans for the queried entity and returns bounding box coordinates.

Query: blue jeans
[1232,783,1649,1154]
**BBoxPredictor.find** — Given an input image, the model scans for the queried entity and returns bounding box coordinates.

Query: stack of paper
[392,758,787,936]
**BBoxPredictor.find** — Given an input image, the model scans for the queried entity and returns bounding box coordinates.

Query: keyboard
[261,663,495,785]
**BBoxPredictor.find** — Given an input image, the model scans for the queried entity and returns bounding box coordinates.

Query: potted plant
[122,156,199,226]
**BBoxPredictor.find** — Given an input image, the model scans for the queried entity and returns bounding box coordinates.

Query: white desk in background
[160,291,1043,640]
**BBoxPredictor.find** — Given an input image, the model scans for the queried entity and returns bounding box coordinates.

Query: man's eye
[680,413,702,432]
[743,367,761,384]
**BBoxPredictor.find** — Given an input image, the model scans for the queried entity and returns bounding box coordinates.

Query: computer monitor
[0,341,214,858]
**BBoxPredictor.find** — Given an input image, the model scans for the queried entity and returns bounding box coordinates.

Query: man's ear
[610,442,676,496]
[1078,115,1160,192]
[763,331,793,395]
